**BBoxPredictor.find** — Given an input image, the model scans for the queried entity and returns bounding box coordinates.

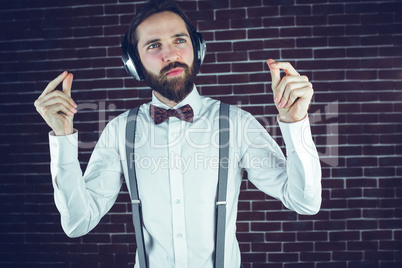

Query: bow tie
[149,104,194,125]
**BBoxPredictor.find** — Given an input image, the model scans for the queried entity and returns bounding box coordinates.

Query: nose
[162,44,180,63]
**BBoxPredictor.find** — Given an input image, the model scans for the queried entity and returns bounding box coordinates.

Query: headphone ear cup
[121,33,144,81]
[193,31,206,68]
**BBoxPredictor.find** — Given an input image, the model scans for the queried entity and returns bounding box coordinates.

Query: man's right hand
[34,71,77,136]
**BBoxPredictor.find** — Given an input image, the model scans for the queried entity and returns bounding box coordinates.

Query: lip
[165,68,184,77]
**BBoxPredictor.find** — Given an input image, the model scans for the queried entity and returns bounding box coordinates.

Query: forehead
[137,11,189,44]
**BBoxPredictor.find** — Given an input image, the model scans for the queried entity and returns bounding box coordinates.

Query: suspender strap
[126,103,230,268]
[214,102,230,268]
[125,106,147,268]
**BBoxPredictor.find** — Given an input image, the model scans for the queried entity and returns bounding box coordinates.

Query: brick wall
[1,0,401,267]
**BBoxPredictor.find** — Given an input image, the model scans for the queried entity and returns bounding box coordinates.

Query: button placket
[168,121,188,268]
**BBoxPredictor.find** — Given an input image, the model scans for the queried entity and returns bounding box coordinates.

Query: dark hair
[128,0,195,55]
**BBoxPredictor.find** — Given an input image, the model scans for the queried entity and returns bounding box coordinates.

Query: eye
[176,38,187,44]
[148,43,161,50]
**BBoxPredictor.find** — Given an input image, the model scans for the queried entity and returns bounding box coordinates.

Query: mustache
[160,62,189,75]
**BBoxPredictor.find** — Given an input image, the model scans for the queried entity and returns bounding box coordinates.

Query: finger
[273,61,300,76]
[35,90,77,110]
[39,71,68,98]
[283,83,313,108]
[267,59,281,100]
[38,103,75,118]
[62,73,74,99]
[275,76,309,108]
[36,96,77,114]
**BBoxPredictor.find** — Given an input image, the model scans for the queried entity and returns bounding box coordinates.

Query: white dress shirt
[49,86,321,268]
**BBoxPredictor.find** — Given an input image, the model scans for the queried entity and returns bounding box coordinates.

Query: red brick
[345,3,378,13]
[232,0,262,8]
[200,85,232,96]
[347,70,378,80]
[362,231,393,241]
[251,200,283,211]
[379,240,402,251]
[265,232,296,242]
[234,40,264,51]
[317,262,347,268]
[347,220,378,230]
[313,70,344,80]
[314,26,345,36]
[237,232,265,242]
[237,211,265,221]
[347,47,378,57]
[284,242,314,252]
[215,30,246,41]
[218,74,249,84]
[300,252,331,262]
[231,18,262,29]
[333,251,363,261]
[251,222,281,232]
[313,4,344,15]
[73,5,104,17]
[330,231,360,242]
[296,15,326,25]
[104,4,134,15]
[217,51,247,61]
[252,242,281,252]
[297,37,327,47]
[282,48,313,59]
[348,199,379,209]
[248,28,279,39]
[266,211,298,222]
[281,5,311,16]
[284,263,315,268]
[264,39,295,49]
[247,6,279,18]
[90,15,119,26]
[198,19,229,31]
[379,219,402,229]
[216,9,245,20]
[315,220,346,230]
[263,17,294,27]
[232,62,264,73]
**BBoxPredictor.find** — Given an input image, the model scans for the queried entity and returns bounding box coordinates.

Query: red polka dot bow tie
[149,104,194,125]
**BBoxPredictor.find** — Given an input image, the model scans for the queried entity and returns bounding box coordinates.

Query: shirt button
[175,199,181,204]
[171,132,179,138]
[177,233,183,239]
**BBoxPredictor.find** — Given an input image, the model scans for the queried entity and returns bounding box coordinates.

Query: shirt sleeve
[240,114,322,215]
[49,120,123,237]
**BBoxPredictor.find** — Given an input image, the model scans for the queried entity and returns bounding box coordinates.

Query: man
[34,0,321,267]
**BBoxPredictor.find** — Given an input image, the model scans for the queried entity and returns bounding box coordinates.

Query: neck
[152,89,192,108]
[153,91,178,108]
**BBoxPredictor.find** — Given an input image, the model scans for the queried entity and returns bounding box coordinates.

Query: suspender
[125,102,230,268]
[215,102,230,268]
[126,106,147,268]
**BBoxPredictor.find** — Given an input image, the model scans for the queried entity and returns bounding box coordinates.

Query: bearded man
[34,0,321,267]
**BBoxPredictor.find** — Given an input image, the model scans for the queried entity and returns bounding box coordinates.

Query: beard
[142,61,197,103]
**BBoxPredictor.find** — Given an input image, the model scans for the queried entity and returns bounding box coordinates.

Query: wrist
[54,128,74,136]
[278,112,307,123]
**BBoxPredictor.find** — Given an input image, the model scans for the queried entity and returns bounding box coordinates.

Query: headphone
[121,29,206,81]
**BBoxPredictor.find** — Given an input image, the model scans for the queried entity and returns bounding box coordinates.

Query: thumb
[267,59,280,89]
[62,73,74,97]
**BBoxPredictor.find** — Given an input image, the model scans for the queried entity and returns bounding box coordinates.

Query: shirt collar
[150,85,202,118]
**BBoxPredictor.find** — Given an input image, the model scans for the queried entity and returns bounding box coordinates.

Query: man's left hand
[267,59,313,123]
